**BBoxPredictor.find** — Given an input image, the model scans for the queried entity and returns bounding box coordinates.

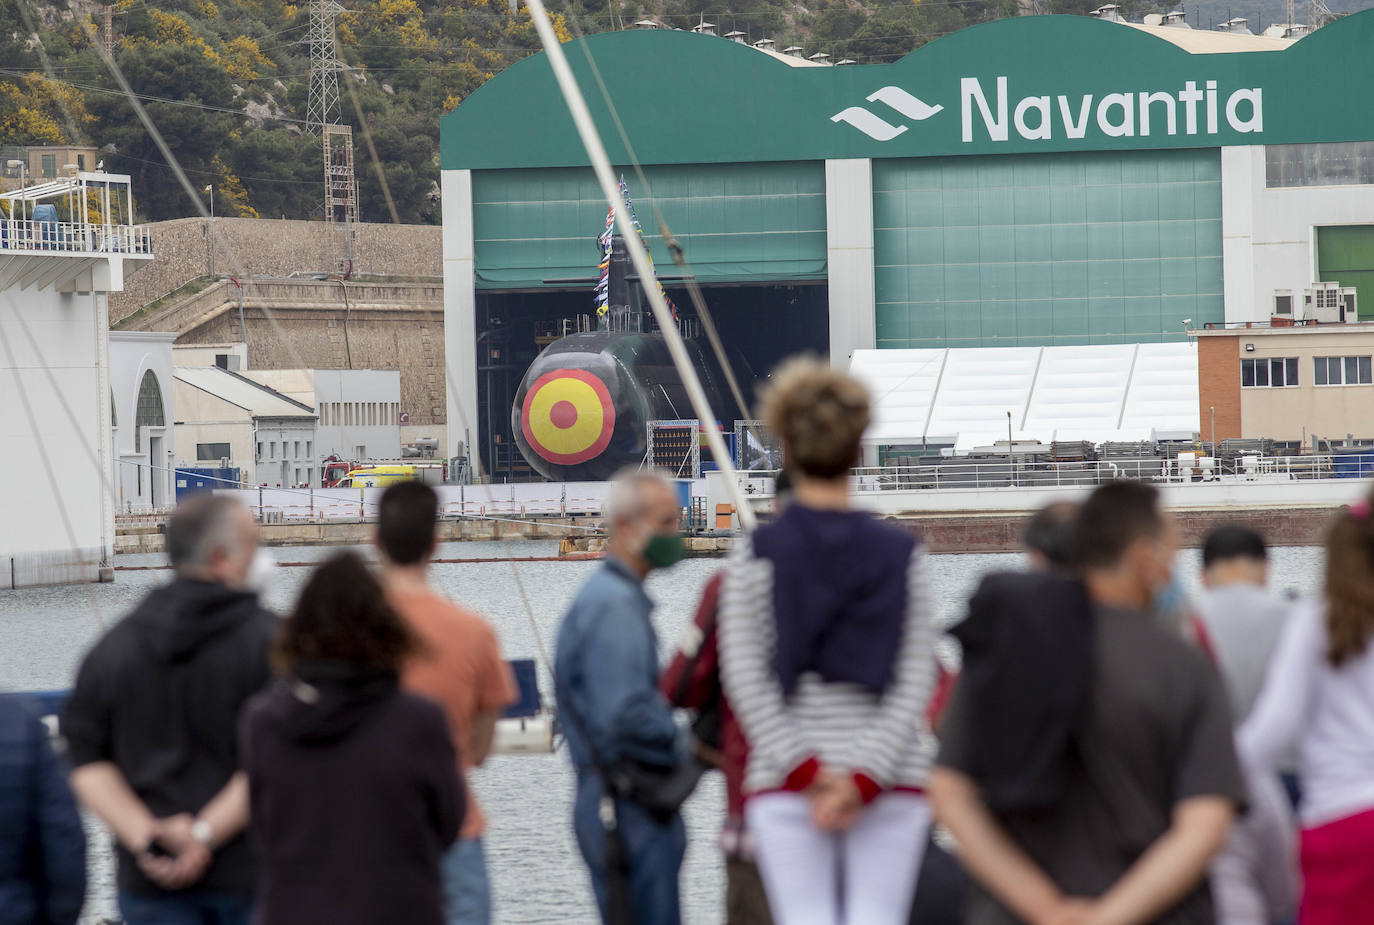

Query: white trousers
[745,791,931,925]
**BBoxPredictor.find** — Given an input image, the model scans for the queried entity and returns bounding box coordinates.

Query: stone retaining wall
[112,217,442,323]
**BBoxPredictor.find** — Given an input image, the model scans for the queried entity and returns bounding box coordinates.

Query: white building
[110,331,176,511]
[173,366,318,487]
[0,171,153,588]
[171,341,247,371]
[241,368,402,463]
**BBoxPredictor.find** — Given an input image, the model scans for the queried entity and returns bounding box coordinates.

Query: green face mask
[642,532,685,569]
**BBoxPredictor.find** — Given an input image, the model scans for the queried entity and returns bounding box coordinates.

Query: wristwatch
[190,818,214,849]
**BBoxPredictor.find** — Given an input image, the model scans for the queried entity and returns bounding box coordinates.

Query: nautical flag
[594,177,679,321]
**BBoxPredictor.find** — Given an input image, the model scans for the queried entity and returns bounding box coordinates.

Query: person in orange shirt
[377,482,518,925]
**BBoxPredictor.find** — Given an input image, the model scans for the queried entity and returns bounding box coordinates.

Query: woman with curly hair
[1240,491,1374,924]
[239,551,464,925]
[718,356,937,925]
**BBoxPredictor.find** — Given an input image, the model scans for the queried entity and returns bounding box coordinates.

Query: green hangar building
[441,11,1374,473]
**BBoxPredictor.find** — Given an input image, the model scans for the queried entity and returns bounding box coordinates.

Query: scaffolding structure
[648,420,702,479]
[324,124,358,224]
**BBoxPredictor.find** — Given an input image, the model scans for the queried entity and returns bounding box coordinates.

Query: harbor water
[0,540,1326,923]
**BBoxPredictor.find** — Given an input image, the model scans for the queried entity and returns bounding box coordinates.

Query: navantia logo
[831,77,1264,143]
[831,87,945,141]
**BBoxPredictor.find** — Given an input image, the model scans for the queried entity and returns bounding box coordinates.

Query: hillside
[2,0,1371,224]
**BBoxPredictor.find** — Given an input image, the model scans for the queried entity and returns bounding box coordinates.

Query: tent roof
[850,342,1199,449]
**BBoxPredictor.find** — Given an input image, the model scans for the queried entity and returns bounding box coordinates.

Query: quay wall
[555,503,1343,558]
[115,516,596,556]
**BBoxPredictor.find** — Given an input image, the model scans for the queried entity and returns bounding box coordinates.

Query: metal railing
[0,218,153,256]
[848,453,1374,492]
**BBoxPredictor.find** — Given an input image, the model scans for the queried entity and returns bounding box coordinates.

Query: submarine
[511,231,751,482]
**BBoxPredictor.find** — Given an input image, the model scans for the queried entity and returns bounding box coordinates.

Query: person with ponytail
[1240,490,1374,923]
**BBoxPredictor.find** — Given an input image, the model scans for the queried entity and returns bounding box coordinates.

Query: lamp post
[6,159,28,221]
[1007,409,1015,487]
[204,184,215,276]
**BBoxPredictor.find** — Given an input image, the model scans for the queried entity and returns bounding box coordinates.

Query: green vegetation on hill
[1,0,1368,223]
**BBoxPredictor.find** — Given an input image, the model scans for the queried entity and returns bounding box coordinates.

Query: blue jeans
[573,774,686,925]
[118,890,252,925]
[441,837,492,925]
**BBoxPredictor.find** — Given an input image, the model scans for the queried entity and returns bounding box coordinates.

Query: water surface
[0,540,1325,923]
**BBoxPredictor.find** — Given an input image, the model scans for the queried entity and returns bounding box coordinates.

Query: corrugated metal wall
[872,149,1225,348]
[470,162,827,289]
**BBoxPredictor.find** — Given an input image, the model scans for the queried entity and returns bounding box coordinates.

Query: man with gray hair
[555,468,691,924]
[64,494,276,925]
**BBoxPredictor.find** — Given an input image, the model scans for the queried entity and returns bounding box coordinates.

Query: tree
[85,42,241,219]
[0,73,93,145]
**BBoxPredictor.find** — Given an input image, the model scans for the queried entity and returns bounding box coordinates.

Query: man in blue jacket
[556,469,688,925]
[0,694,87,925]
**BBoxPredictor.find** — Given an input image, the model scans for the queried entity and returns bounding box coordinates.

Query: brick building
[1194,322,1374,449]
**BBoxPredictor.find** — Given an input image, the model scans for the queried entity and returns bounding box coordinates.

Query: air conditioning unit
[1303,282,1355,323]
[1273,289,1293,317]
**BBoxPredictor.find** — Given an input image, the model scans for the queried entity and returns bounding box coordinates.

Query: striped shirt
[718,536,937,797]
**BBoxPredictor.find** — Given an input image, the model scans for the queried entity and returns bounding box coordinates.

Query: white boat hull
[492,710,556,754]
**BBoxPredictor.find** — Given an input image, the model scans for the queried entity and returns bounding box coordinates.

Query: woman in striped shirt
[719,357,938,925]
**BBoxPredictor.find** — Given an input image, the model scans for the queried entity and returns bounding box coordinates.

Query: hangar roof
[440,11,1372,171]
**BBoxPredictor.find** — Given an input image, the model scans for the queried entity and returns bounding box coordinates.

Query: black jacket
[944,571,1094,812]
[63,578,276,895]
[240,662,463,925]
[0,695,86,925]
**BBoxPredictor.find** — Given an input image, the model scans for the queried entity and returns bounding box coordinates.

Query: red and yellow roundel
[520,369,616,466]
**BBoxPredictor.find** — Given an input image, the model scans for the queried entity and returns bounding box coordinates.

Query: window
[76,154,85,170]
[134,371,165,451]
[306,441,312,458]
[1242,357,1299,388]
[1274,292,1293,315]
[257,441,263,460]
[196,442,231,461]
[41,154,56,178]
[1314,355,1374,386]
[270,442,276,459]
[294,440,301,458]
[346,404,354,426]
[1267,142,1374,188]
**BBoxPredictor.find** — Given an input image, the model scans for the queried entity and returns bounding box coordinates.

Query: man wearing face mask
[555,468,690,925]
[932,480,1245,925]
[64,495,276,925]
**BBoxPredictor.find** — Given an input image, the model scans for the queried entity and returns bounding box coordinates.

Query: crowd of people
[2,355,1373,925]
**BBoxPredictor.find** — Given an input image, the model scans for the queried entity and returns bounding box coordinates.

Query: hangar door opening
[471,161,829,479]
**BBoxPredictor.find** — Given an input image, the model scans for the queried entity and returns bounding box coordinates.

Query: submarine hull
[511,331,743,482]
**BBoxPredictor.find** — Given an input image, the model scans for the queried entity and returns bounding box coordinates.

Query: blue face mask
[1151,572,1191,634]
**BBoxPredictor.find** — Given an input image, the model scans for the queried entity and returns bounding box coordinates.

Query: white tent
[849,342,1199,456]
